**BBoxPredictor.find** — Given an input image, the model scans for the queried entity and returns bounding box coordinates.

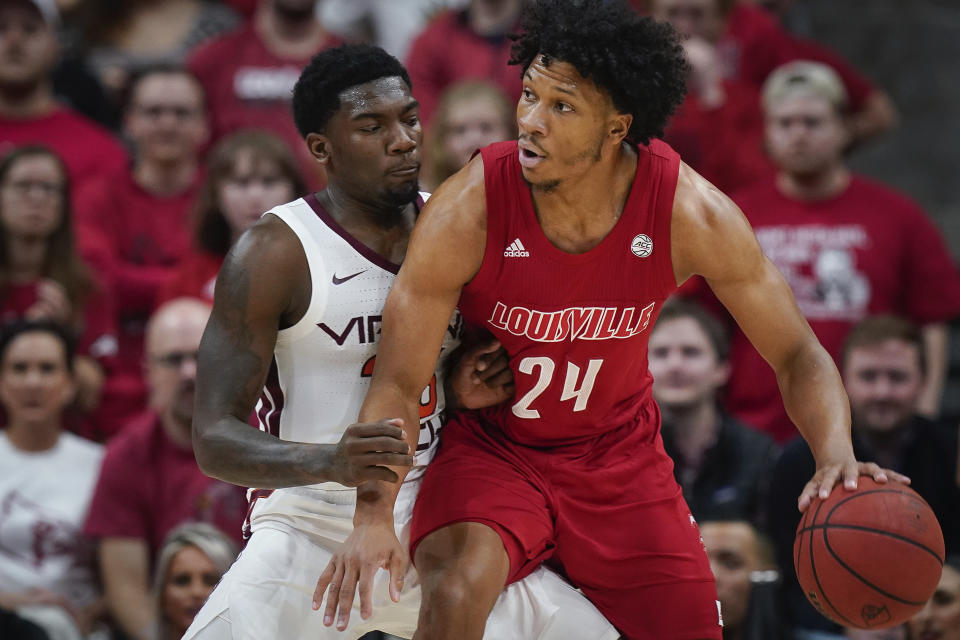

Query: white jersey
[247,193,462,535]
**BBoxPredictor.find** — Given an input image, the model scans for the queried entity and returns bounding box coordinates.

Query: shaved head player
[184,43,617,639]
[317,2,909,639]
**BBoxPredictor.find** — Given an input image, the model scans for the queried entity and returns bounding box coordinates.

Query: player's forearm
[194,415,337,488]
[776,339,854,466]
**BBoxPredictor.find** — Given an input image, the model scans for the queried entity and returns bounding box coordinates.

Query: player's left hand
[449,338,514,409]
[798,458,911,512]
[312,519,407,631]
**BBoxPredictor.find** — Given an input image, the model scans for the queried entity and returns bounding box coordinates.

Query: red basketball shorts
[410,405,723,639]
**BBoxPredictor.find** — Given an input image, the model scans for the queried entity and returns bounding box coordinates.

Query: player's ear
[609,113,632,145]
[306,132,332,165]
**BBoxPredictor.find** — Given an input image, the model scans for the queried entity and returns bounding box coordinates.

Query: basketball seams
[796,523,944,565]
[807,499,859,626]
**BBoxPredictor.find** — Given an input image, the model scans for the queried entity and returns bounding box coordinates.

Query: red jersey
[0,107,128,208]
[725,176,960,441]
[458,141,680,446]
[156,249,223,306]
[187,23,342,190]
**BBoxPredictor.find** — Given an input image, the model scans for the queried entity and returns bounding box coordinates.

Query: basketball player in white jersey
[184,44,619,639]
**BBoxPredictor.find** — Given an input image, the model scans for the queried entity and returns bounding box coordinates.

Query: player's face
[650,0,724,42]
[764,93,848,178]
[319,76,422,208]
[842,339,924,435]
[126,73,208,166]
[0,3,57,89]
[648,317,729,410]
[0,153,65,239]
[0,331,74,427]
[516,56,623,192]
[908,564,960,640]
[700,522,759,632]
[146,306,209,428]
[443,95,512,172]
[219,150,297,240]
[161,546,222,638]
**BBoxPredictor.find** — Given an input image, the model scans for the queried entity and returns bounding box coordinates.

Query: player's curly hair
[292,44,412,138]
[510,0,689,145]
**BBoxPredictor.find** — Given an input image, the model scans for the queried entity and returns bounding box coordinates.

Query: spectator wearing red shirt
[723,61,960,442]
[187,0,343,190]
[648,0,897,144]
[405,0,524,126]
[84,299,247,640]
[159,129,303,305]
[75,65,208,434]
[0,0,127,208]
[0,146,117,436]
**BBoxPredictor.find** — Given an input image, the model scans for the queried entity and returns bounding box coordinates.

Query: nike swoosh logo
[332,270,367,285]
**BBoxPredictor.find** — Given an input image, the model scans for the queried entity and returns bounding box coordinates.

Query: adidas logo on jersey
[504,238,530,257]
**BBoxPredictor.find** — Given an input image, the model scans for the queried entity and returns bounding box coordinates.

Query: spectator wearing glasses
[84,298,247,640]
[75,64,209,437]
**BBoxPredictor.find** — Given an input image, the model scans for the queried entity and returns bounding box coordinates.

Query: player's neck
[318,185,416,262]
[661,400,721,467]
[256,3,327,60]
[0,81,56,120]
[529,143,636,253]
[133,157,199,197]
[777,164,850,202]
[5,419,61,453]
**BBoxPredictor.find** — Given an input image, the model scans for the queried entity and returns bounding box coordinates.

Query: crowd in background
[1,0,959,639]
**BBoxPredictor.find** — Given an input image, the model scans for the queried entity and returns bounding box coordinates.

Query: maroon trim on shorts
[242,488,276,539]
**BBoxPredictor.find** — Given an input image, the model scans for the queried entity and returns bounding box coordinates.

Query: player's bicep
[195,221,304,425]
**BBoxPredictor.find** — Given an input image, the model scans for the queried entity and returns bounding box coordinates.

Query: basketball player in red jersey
[315,1,909,637]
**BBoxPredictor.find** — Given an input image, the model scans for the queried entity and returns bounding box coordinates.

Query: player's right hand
[312,520,408,631]
[330,419,413,486]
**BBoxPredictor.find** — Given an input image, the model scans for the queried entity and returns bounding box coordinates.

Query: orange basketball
[793,477,944,629]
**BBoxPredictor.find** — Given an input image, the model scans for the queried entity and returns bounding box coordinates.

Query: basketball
[794,477,945,629]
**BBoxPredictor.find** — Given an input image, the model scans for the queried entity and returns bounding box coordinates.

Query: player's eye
[556,102,573,113]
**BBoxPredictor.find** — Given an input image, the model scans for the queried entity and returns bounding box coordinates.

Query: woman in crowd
[0,146,116,429]
[159,130,304,305]
[153,523,237,640]
[421,81,516,192]
[0,319,106,640]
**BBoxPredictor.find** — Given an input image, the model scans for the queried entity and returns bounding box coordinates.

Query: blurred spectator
[0,319,106,640]
[187,0,343,189]
[766,315,960,636]
[405,0,524,126]
[158,129,303,305]
[700,520,786,640]
[649,299,778,527]
[318,0,455,61]
[647,0,897,143]
[720,61,960,442]
[84,298,247,640]
[75,65,208,436]
[663,36,772,193]
[153,524,237,640]
[0,146,117,437]
[72,0,237,98]
[0,0,127,206]
[907,555,960,640]
[422,80,515,191]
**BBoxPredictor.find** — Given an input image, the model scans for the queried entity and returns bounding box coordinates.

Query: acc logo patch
[631,234,653,258]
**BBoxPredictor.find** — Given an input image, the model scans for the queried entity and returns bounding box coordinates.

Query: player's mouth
[387,163,420,177]
[518,143,546,169]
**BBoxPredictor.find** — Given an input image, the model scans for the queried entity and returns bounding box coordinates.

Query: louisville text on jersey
[488,301,656,342]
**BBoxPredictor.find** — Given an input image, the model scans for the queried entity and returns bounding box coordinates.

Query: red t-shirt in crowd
[187,23,342,190]
[0,281,117,362]
[157,249,224,306]
[721,4,875,110]
[664,79,774,193]
[405,10,522,126]
[83,412,248,556]
[0,107,128,206]
[724,176,960,441]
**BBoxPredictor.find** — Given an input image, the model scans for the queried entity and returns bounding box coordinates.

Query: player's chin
[382,182,420,207]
